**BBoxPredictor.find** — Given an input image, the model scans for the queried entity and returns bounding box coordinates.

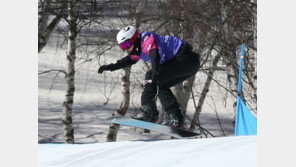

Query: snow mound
[39,136,257,167]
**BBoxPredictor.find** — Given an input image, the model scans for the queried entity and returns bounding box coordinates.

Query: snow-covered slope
[38,136,257,167]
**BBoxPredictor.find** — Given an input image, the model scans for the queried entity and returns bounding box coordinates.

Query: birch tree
[106,67,131,142]
[190,53,222,132]
[38,0,52,36]
[62,0,77,144]
[106,0,147,141]
[38,0,66,53]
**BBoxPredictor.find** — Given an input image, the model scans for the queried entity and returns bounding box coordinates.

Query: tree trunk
[38,15,63,52]
[38,1,66,53]
[106,67,131,142]
[38,0,51,35]
[220,0,240,125]
[62,1,77,144]
[38,0,51,53]
[189,53,222,131]
[106,0,147,141]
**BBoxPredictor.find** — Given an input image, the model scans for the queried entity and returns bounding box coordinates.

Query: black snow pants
[141,43,200,113]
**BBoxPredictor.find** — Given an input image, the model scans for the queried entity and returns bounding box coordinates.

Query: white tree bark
[189,53,222,131]
[251,0,257,110]
[62,1,77,144]
[106,1,147,141]
[220,0,240,124]
[106,67,131,142]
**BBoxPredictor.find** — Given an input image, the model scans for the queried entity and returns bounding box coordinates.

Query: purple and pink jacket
[130,32,184,64]
[107,32,184,73]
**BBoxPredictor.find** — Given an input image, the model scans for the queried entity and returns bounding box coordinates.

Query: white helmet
[116,26,139,44]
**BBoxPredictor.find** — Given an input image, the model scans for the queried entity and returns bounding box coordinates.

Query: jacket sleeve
[149,49,160,75]
[108,55,139,71]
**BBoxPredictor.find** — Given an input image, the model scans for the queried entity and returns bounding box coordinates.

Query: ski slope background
[39,136,257,167]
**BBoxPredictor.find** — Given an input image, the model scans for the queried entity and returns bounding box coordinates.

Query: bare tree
[38,0,52,35]
[190,53,222,131]
[106,67,131,142]
[39,0,120,143]
[105,0,149,141]
[38,0,67,52]
[62,0,78,144]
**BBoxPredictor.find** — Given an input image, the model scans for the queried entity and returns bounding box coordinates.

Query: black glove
[98,64,114,74]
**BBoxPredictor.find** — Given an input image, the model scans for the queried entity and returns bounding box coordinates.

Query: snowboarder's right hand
[98,65,112,74]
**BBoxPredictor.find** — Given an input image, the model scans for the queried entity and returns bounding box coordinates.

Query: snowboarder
[98,26,200,128]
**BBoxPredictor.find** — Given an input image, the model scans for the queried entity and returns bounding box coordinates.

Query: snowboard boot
[131,106,159,123]
[162,108,184,128]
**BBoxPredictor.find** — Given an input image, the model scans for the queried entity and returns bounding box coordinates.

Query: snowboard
[107,116,200,138]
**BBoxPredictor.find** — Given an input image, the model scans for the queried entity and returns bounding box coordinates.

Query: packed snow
[39,135,257,167]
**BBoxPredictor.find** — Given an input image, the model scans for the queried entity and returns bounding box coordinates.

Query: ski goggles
[118,40,132,51]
